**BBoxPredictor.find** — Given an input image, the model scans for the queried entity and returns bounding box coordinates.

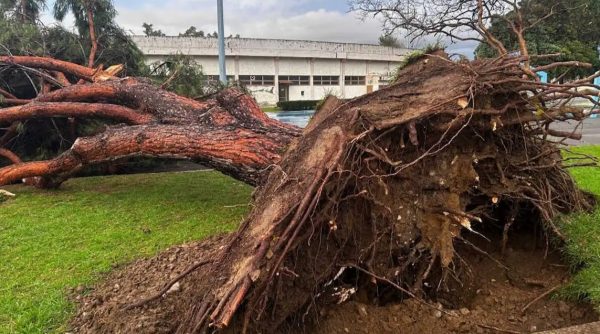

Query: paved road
[551,117,600,145]
[266,109,600,146]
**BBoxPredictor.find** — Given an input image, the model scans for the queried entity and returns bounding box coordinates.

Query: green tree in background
[475,0,600,79]
[0,0,45,22]
[54,0,110,66]
[52,0,145,74]
[141,23,242,39]
[151,54,207,98]
[143,22,165,37]
[179,26,205,37]
[378,34,404,48]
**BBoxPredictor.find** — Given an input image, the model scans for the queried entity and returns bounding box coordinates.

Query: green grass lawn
[0,171,252,334]
[260,106,281,113]
[560,146,600,308]
[2,148,600,334]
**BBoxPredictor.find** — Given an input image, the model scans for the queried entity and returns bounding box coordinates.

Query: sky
[42,0,477,57]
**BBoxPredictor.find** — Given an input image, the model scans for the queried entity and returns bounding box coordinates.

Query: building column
[366,60,373,93]
[234,56,240,81]
[310,58,315,100]
[340,59,346,99]
[274,57,280,104]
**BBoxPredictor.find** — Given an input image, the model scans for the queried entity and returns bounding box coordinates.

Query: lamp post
[217,0,227,84]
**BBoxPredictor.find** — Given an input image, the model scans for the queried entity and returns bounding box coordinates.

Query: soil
[296,230,598,334]
[71,228,598,334]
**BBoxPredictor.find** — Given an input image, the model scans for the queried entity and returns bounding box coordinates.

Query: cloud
[114,3,385,44]
[41,0,478,57]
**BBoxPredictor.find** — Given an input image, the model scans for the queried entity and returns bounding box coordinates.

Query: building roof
[131,36,411,62]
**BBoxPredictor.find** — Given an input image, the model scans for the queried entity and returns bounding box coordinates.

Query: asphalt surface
[266,110,600,146]
[551,117,600,146]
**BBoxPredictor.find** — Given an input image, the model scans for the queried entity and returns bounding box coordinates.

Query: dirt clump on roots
[72,53,597,333]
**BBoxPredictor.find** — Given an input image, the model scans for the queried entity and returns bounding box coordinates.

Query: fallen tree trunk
[0,60,300,186]
[0,124,294,187]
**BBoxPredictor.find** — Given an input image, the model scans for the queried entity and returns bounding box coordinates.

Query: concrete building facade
[131,36,411,105]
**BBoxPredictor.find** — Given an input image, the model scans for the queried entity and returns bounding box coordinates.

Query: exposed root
[157,53,595,333]
[521,284,562,314]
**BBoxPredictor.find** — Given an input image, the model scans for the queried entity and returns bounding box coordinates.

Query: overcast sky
[42,0,477,57]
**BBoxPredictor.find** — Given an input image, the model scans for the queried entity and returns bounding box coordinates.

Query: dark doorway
[279,84,289,102]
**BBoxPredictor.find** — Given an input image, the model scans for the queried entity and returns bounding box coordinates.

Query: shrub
[277,100,319,111]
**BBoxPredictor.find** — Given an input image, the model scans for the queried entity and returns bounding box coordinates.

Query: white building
[131,36,411,105]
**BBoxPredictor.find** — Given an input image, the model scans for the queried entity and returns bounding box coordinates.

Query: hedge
[276,100,319,111]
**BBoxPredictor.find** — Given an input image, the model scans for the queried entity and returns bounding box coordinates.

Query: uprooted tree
[2,0,600,333]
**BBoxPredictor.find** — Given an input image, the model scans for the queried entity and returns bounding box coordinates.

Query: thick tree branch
[0,88,17,99]
[534,61,594,72]
[0,148,23,164]
[0,98,30,106]
[477,0,508,55]
[0,123,292,187]
[0,56,97,81]
[0,102,155,125]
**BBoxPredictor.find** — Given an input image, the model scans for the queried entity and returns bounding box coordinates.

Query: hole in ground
[293,209,598,334]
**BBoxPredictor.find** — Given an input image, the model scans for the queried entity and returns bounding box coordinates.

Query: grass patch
[0,171,251,334]
[560,145,600,309]
[392,43,444,82]
[261,106,281,113]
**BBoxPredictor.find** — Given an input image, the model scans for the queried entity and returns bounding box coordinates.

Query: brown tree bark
[0,102,154,124]
[0,87,16,99]
[0,57,300,187]
[0,148,23,164]
[0,124,291,187]
[85,1,98,68]
[0,56,97,81]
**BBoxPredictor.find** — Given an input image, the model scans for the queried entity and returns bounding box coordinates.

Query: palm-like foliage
[0,0,46,22]
[475,0,600,79]
[53,0,115,37]
[53,0,116,66]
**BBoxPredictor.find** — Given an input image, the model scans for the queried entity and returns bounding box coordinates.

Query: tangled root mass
[76,53,596,334]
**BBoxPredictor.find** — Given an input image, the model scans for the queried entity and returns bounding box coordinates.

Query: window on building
[313,75,340,86]
[205,75,234,83]
[344,76,366,85]
[278,75,310,85]
[239,75,275,86]
[379,76,393,89]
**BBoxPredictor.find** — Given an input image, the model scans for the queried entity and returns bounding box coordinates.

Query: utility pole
[217,0,227,84]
